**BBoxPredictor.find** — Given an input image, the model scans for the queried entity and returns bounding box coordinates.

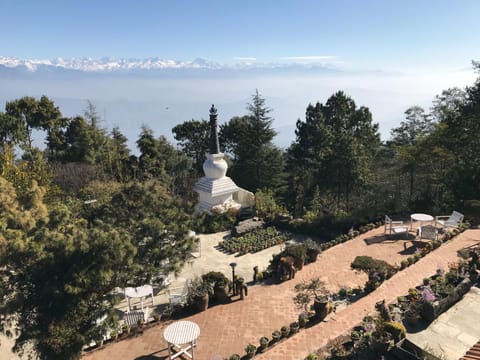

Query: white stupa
[194,105,254,214]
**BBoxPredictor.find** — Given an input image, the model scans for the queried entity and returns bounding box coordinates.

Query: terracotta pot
[214,286,230,304]
[313,298,329,318]
[194,294,209,312]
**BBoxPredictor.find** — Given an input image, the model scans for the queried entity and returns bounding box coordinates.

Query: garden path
[83,228,479,360]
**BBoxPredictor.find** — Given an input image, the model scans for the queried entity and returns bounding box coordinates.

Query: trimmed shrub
[351,256,392,274]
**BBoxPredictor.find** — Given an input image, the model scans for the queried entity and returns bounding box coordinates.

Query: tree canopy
[220,90,286,193]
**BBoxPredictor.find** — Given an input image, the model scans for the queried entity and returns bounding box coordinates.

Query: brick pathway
[83,229,479,360]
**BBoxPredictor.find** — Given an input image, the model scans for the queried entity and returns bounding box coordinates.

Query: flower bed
[217,226,291,255]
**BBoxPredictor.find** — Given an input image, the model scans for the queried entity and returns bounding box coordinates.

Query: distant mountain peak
[0,55,224,72]
[0,55,340,75]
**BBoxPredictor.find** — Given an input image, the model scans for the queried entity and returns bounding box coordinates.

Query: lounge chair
[435,211,464,228]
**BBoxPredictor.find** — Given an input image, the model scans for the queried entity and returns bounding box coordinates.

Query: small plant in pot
[187,277,213,312]
[245,343,257,358]
[259,336,269,351]
[272,330,281,342]
[298,312,310,327]
[290,321,300,334]
[280,325,290,338]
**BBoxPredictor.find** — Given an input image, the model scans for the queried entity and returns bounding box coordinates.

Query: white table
[410,213,434,231]
[124,285,154,312]
[164,320,200,359]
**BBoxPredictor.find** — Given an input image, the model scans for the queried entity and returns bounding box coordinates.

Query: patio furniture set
[385,210,464,240]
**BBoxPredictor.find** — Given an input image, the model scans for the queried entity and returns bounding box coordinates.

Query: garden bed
[217,226,291,255]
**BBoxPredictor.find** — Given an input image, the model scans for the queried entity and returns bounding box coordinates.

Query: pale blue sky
[1,0,479,72]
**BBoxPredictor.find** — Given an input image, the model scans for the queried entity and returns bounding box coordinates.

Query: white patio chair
[419,225,438,240]
[123,311,146,327]
[168,280,190,307]
[384,215,408,236]
[435,210,464,228]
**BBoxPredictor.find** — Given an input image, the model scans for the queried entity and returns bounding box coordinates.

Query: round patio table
[164,320,200,359]
[410,213,434,231]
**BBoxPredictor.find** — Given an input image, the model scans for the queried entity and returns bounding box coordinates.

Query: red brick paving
[83,228,479,360]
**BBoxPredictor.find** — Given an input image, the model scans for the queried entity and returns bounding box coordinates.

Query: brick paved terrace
[83,228,480,360]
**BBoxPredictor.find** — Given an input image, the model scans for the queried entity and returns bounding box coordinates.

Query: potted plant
[304,239,322,263]
[284,243,307,270]
[245,343,257,358]
[203,271,231,304]
[280,325,290,338]
[259,336,269,351]
[330,340,353,360]
[294,278,331,320]
[187,277,213,312]
[271,330,281,342]
[298,312,310,327]
[290,321,300,334]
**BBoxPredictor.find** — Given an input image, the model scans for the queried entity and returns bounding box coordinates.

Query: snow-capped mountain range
[0,55,338,74]
[0,55,225,72]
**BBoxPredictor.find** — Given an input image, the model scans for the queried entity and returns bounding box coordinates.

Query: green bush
[284,243,307,268]
[202,271,231,289]
[351,256,392,274]
[195,212,237,234]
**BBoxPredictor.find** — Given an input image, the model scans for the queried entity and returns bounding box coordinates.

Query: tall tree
[390,106,434,206]
[288,91,380,215]
[104,126,131,181]
[172,119,210,175]
[83,180,195,284]
[220,90,285,193]
[0,177,136,360]
[5,96,62,149]
[436,62,480,204]
[137,126,194,197]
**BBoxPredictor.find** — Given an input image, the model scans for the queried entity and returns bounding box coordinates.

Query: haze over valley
[0,56,475,151]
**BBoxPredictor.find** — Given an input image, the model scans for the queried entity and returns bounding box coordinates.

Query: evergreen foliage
[220,90,286,193]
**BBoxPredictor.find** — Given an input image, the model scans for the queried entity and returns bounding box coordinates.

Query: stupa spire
[209,104,220,154]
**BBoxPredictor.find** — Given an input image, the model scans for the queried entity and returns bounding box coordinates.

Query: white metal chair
[168,280,190,307]
[435,211,464,228]
[385,215,408,236]
[419,225,438,240]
